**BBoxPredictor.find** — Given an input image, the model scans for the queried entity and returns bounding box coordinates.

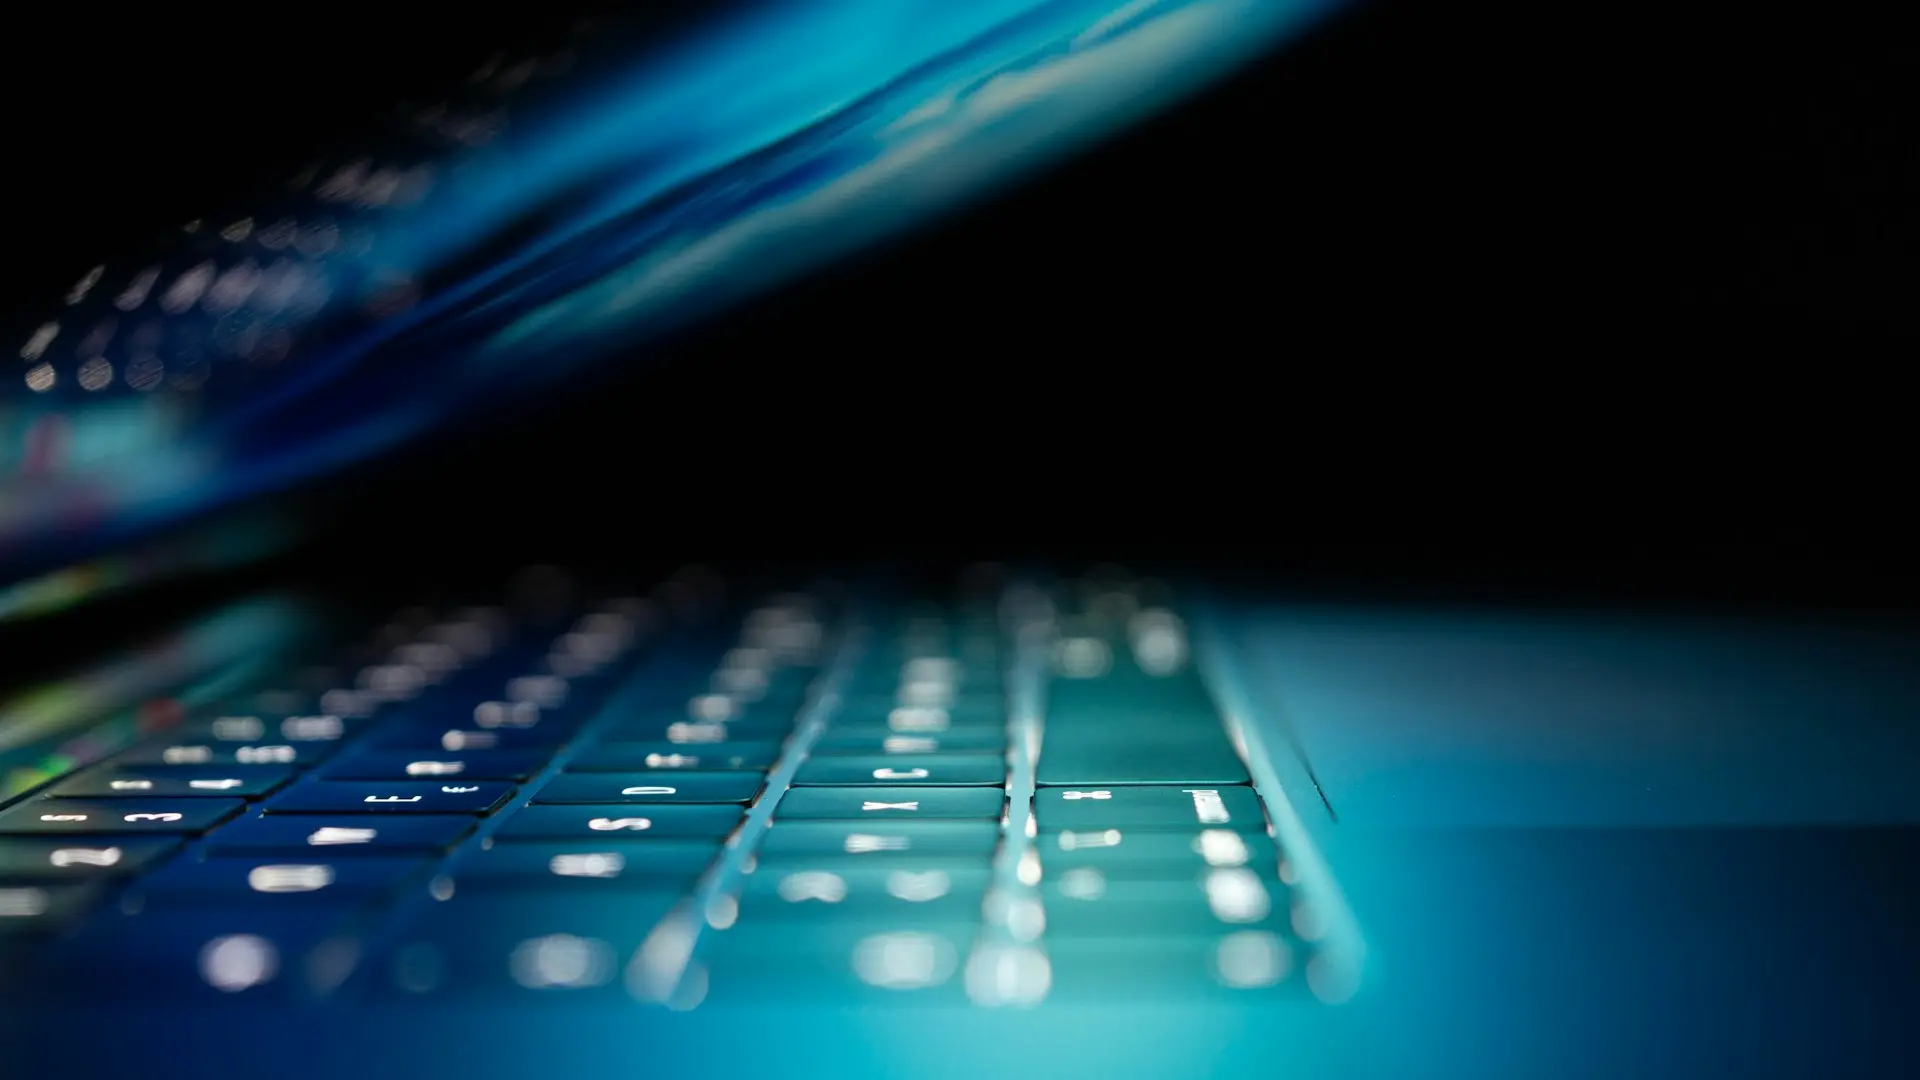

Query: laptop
[3,2,1917,1076]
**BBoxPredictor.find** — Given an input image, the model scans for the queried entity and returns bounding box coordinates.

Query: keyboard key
[775,787,1004,821]
[493,804,745,841]
[443,841,719,888]
[368,726,571,752]
[115,741,339,767]
[1042,868,1294,936]
[265,781,514,815]
[599,717,797,742]
[204,814,476,855]
[319,749,550,781]
[757,821,1001,859]
[1035,735,1250,786]
[701,923,976,1005]
[828,704,1002,732]
[0,799,244,836]
[365,893,683,1001]
[1034,785,1264,831]
[42,766,295,800]
[32,907,357,1003]
[792,754,1004,787]
[0,838,182,882]
[814,724,1006,750]
[808,732,1006,755]
[531,772,763,805]
[568,741,783,773]
[1040,828,1281,877]
[133,856,432,904]
[0,883,105,938]
[738,863,991,916]
[1044,934,1309,1002]
[176,714,363,744]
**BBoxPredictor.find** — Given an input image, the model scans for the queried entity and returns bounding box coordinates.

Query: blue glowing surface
[0,0,1342,566]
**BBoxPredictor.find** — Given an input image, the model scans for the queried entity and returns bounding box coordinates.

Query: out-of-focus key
[827,705,1002,733]
[493,804,745,841]
[775,787,1004,821]
[808,732,1006,756]
[205,815,475,855]
[814,724,1006,750]
[1040,828,1282,877]
[368,726,570,752]
[1044,934,1309,1002]
[792,755,1004,787]
[567,742,782,773]
[0,883,104,938]
[132,856,432,905]
[0,799,244,836]
[1042,868,1293,936]
[43,767,294,800]
[265,781,513,815]
[738,863,991,916]
[757,821,1001,859]
[599,717,796,743]
[174,714,361,745]
[115,741,338,768]
[362,893,683,1002]
[442,841,719,888]
[319,749,549,781]
[531,772,763,805]
[1034,785,1264,831]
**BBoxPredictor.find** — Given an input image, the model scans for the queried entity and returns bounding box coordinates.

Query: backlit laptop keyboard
[0,566,1345,1008]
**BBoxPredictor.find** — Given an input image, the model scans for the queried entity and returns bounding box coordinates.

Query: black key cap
[532,772,763,805]
[115,741,336,767]
[0,838,181,882]
[133,856,431,904]
[568,742,781,772]
[757,821,1001,858]
[0,799,244,836]
[205,814,475,855]
[808,732,1006,756]
[266,781,513,815]
[775,787,1003,821]
[1034,785,1264,831]
[1040,828,1281,877]
[493,804,744,841]
[443,841,718,887]
[319,749,550,781]
[792,754,1003,787]
[43,766,294,800]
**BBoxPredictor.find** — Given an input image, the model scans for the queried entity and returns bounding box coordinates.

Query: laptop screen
[0,0,1344,582]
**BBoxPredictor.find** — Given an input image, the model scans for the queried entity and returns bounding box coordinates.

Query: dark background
[2,0,1915,619]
